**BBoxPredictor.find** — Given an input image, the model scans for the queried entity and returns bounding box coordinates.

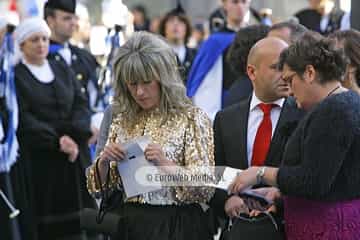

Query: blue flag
[0,33,19,173]
[186,32,235,98]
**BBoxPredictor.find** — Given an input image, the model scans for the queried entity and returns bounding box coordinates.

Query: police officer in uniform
[44,0,100,112]
[44,2,100,238]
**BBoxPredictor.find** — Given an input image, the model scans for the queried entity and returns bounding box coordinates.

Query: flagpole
[0,188,20,218]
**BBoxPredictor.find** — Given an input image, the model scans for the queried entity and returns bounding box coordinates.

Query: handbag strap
[95,158,111,224]
[228,212,279,231]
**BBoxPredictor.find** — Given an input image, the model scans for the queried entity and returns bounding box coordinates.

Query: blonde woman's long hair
[112,31,192,124]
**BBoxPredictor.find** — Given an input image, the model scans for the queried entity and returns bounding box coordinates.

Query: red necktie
[251,103,275,166]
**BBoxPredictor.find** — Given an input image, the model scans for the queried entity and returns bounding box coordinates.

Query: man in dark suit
[225,21,308,108]
[210,37,304,221]
[294,0,349,35]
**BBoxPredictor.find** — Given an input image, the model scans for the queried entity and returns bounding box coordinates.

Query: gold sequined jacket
[87,106,215,205]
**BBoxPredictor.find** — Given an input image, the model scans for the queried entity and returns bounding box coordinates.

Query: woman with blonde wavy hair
[86,31,215,240]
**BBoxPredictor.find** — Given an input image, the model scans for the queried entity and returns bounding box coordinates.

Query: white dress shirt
[171,44,186,63]
[320,12,350,32]
[247,93,285,166]
[58,42,72,66]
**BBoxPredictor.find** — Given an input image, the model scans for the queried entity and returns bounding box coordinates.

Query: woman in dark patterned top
[230,32,360,239]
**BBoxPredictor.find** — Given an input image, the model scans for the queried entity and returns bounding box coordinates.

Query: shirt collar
[249,92,285,112]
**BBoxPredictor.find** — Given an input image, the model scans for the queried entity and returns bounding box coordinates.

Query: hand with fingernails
[59,135,79,163]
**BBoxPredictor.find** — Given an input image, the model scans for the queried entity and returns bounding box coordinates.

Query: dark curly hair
[227,24,270,76]
[278,31,347,84]
[329,30,360,87]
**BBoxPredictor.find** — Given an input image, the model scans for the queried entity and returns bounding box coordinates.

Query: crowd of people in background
[1,0,360,240]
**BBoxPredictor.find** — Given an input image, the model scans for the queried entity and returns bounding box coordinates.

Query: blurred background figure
[294,0,350,35]
[70,2,91,50]
[3,0,20,27]
[258,8,273,25]
[92,0,134,118]
[329,29,360,95]
[0,18,8,48]
[186,0,252,121]
[208,1,227,33]
[44,0,102,152]
[0,15,22,240]
[159,1,197,83]
[102,0,134,41]
[218,0,252,32]
[188,22,208,49]
[131,4,150,31]
[149,15,162,34]
[268,21,308,44]
[208,0,272,33]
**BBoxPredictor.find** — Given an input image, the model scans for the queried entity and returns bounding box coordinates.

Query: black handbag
[220,212,285,240]
[80,189,126,237]
[80,160,125,237]
[80,207,123,236]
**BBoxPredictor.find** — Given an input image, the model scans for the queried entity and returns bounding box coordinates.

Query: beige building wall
[121,0,309,23]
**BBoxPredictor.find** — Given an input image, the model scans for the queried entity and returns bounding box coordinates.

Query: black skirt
[112,202,213,240]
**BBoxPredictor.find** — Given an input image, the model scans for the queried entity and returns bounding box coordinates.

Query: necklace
[327,85,341,97]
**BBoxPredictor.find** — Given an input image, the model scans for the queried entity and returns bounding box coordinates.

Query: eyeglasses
[281,72,297,85]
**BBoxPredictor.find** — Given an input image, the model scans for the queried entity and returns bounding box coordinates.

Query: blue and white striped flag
[0,33,19,173]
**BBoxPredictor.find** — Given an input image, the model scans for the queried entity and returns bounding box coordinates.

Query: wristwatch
[256,166,267,185]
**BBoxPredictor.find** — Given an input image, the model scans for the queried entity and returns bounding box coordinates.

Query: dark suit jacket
[177,47,197,84]
[224,75,253,108]
[48,41,99,104]
[210,96,304,219]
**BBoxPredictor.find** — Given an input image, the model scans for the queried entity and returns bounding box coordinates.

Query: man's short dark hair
[270,21,308,43]
[44,6,56,22]
[227,24,270,76]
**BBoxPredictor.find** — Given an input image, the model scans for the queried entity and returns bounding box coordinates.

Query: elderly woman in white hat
[14,17,94,240]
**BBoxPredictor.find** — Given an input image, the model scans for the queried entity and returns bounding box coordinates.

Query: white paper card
[117,136,162,198]
[207,166,242,191]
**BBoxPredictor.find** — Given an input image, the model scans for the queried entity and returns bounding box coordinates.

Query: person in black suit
[225,22,308,108]
[294,0,349,35]
[210,37,304,222]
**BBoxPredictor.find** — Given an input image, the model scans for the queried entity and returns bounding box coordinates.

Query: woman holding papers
[86,31,215,240]
[229,32,360,239]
